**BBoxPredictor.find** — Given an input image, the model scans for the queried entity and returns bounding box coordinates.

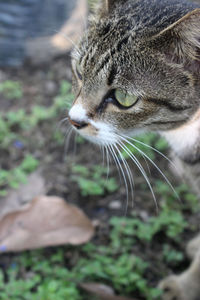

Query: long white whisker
[105,146,110,180]
[64,127,73,156]
[135,147,152,175]
[122,134,177,171]
[73,131,78,157]
[55,118,70,135]
[58,117,69,126]
[114,143,135,207]
[120,135,179,200]
[117,139,158,211]
[64,125,73,140]
[108,145,123,184]
[109,144,129,213]
[101,145,105,166]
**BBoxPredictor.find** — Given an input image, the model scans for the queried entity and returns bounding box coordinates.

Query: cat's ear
[154,9,200,71]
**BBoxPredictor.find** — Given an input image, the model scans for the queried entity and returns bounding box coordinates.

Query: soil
[0,55,200,298]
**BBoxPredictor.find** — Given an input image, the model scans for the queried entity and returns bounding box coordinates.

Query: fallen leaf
[80,283,114,296]
[0,170,46,220]
[80,282,138,300]
[0,195,94,252]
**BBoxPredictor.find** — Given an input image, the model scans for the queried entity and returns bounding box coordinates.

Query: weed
[0,155,39,196]
[71,164,119,196]
[0,80,23,100]
[0,214,165,300]
[0,80,74,197]
[0,80,73,148]
[155,180,200,213]
[0,184,193,299]
[162,244,184,266]
[110,208,187,247]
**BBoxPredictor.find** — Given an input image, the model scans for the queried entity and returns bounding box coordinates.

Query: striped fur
[70,0,200,163]
[69,2,200,299]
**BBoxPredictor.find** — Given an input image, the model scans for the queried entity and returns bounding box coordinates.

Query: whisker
[114,143,135,208]
[59,117,69,125]
[105,146,110,180]
[101,145,105,167]
[73,131,78,157]
[120,135,179,201]
[108,144,123,184]
[117,138,158,211]
[64,127,74,157]
[64,125,72,140]
[55,118,70,135]
[122,134,178,171]
[109,144,129,214]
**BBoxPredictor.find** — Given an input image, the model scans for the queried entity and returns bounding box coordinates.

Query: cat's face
[68,0,200,147]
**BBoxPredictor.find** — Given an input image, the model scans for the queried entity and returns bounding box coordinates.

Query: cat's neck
[162,108,200,163]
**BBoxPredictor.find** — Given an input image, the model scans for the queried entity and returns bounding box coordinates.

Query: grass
[0,80,23,100]
[0,155,39,196]
[0,184,198,300]
[0,80,74,195]
[71,165,119,196]
[1,79,200,299]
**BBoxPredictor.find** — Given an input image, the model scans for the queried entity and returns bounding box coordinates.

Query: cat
[68,0,200,299]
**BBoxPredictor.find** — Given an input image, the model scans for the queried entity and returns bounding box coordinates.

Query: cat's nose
[69,118,88,129]
[68,103,89,130]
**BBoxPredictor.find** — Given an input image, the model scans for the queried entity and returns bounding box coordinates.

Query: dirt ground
[1,55,200,299]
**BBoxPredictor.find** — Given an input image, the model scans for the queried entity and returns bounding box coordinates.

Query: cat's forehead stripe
[80,23,132,77]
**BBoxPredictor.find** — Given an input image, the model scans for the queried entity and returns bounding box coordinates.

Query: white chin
[82,133,118,146]
[82,121,119,146]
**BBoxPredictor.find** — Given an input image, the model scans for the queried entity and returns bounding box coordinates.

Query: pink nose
[69,118,88,129]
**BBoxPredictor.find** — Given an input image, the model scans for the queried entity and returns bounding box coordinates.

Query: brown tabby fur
[69,0,200,299]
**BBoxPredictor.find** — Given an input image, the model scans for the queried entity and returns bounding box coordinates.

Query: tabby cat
[68,0,200,299]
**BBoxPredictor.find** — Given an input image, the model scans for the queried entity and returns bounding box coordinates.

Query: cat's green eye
[114,89,138,107]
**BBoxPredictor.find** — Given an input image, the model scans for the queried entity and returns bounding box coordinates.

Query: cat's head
[68,0,200,146]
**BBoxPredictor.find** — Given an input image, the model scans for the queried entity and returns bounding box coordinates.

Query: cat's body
[68,0,200,299]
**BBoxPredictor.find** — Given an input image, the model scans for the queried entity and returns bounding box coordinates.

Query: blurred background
[0,0,80,66]
[0,1,200,299]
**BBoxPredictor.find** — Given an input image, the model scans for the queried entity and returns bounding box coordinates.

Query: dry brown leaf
[0,195,94,252]
[0,170,46,220]
[80,282,138,300]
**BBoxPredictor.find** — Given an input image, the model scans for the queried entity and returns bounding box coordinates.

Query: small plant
[0,80,23,100]
[75,251,161,299]
[0,155,39,196]
[71,164,119,196]
[54,80,74,111]
[162,244,184,266]
[0,116,17,147]
[0,264,81,300]
[0,217,164,300]
[155,180,200,213]
[110,208,187,248]
[0,80,74,148]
